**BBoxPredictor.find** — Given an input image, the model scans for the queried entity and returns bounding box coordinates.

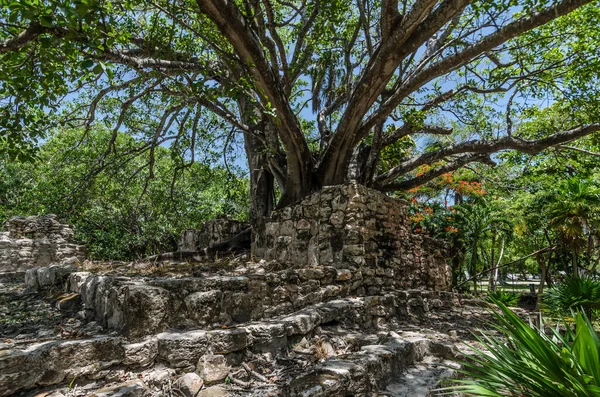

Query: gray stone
[179,217,248,252]
[246,322,287,354]
[173,373,204,397]
[0,215,85,273]
[90,380,150,397]
[282,311,321,335]
[157,331,208,368]
[45,337,125,382]
[123,338,158,367]
[196,354,230,385]
[124,285,170,337]
[207,328,249,354]
[184,290,223,325]
[260,184,452,291]
[144,366,175,387]
[197,385,229,397]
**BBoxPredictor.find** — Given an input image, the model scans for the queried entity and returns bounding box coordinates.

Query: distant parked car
[506,273,519,281]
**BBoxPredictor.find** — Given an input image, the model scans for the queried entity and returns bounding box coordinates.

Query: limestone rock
[90,380,150,397]
[25,264,77,291]
[124,285,170,337]
[123,338,158,367]
[179,217,249,252]
[196,354,230,385]
[1,215,85,273]
[260,184,452,291]
[207,328,249,354]
[173,373,204,397]
[184,290,222,325]
[157,331,208,368]
[196,385,229,397]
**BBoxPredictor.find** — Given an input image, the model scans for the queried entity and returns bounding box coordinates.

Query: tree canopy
[1,0,600,217]
[0,127,249,259]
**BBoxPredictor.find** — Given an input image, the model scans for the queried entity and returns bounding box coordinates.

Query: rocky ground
[0,262,534,397]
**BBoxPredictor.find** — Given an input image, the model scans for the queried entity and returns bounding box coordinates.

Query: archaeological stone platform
[2,262,495,397]
[25,262,461,339]
[0,215,85,274]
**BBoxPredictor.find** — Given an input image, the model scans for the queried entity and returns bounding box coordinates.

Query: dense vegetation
[405,119,600,293]
[1,0,599,231]
[446,300,600,396]
[0,128,249,259]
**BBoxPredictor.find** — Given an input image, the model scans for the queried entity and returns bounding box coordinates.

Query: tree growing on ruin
[2,0,600,236]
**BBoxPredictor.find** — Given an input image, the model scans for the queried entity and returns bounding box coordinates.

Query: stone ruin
[179,216,249,252]
[261,183,451,291]
[0,185,495,397]
[0,215,86,274]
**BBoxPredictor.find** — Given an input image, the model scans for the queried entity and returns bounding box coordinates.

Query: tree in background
[1,0,600,248]
[0,128,249,259]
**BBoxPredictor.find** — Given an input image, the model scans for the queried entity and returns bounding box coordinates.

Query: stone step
[280,332,458,397]
[11,329,461,397]
[25,265,462,338]
[383,356,459,396]
[0,296,373,396]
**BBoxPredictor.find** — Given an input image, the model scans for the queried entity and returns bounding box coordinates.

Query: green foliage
[0,128,249,259]
[486,291,520,307]
[544,276,600,320]
[444,300,600,396]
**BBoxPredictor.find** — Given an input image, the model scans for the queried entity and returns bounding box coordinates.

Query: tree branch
[557,145,600,158]
[381,153,496,191]
[318,0,469,184]
[0,22,67,53]
[382,124,453,148]
[196,0,315,202]
[361,0,594,137]
[376,123,600,185]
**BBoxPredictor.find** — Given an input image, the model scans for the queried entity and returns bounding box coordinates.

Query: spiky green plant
[544,276,600,321]
[441,300,600,396]
[486,291,520,307]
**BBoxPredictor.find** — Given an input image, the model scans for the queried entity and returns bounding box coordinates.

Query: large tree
[2,0,600,236]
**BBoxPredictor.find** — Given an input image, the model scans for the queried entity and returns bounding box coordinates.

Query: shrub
[442,300,600,396]
[544,276,600,320]
[486,290,520,307]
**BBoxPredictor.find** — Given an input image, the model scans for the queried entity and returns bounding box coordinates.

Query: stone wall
[178,217,249,251]
[0,215,85,273]
[26,264,462,339]
[262,183,451,291]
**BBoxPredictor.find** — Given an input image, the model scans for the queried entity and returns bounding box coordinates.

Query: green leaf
[39,15,54,28]
[80,59,94,69]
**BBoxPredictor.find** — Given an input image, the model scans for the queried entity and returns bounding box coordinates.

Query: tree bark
[489,234,505,292]
[243,129,275,258]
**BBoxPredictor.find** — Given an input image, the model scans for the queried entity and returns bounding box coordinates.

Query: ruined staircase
[0,262,487,397]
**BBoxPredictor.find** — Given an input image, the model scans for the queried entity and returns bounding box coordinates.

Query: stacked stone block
[0,215,85,273]
[178,216,249,251]
[263,183,451,291]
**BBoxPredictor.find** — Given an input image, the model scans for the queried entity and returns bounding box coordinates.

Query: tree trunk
[572,251,579,278]
[489,235,505,292]
[243,129,275,258]
[488,232,496,291]
[238,98,276,258]
[536,252,548,310]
